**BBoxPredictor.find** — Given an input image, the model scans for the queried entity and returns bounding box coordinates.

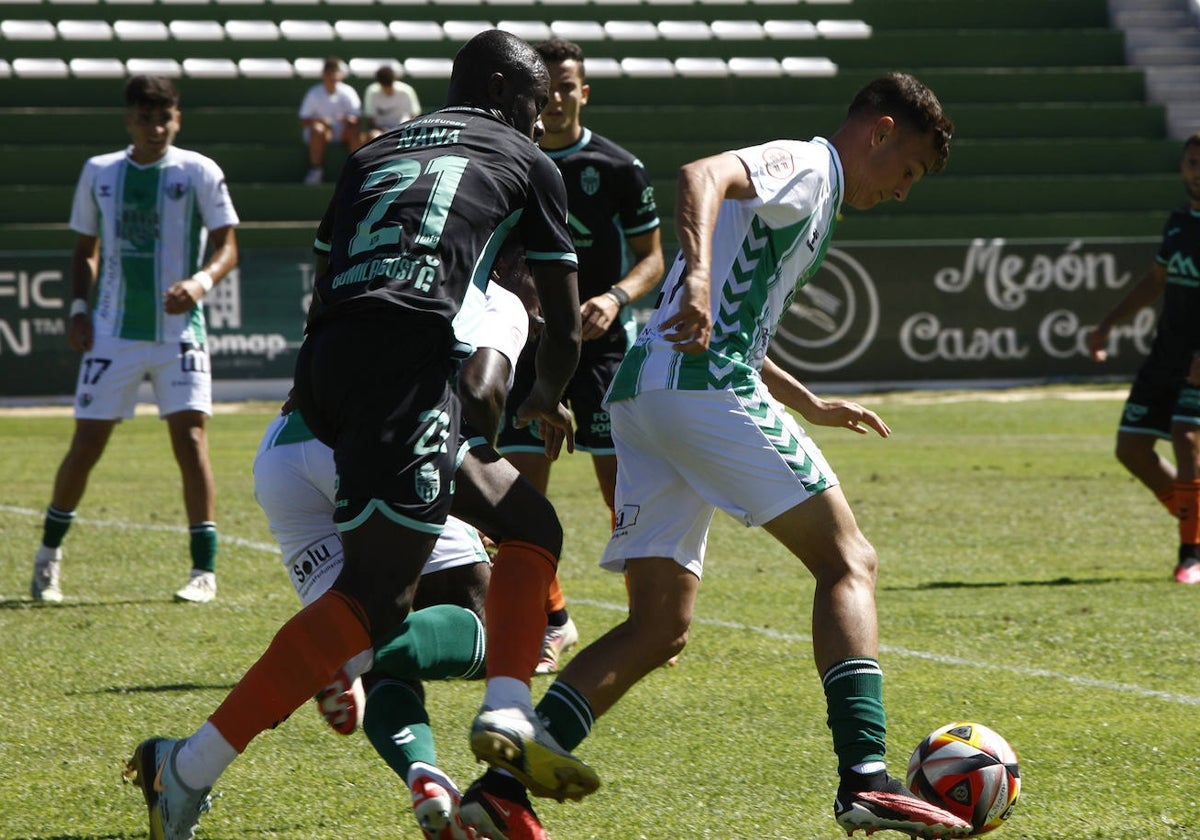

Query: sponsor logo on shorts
[614,504,639,532]
[1123,402,1149,423]
[416,462,440,503]
[78,392,92,407]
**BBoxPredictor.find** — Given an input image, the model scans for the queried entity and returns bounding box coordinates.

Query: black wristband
[605,286,631,307]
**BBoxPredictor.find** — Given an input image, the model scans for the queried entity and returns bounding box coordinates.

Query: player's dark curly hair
[848,73,953,174]
[447,29,547,105]
[124,75,179,110]
[534,38,586,75]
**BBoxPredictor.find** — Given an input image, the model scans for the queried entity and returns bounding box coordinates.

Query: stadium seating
[0,0,1180,249]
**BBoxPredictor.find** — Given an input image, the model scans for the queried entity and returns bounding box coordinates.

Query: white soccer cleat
[31,545,63,603]
[174,570,217,603]
[469,706,599,802]
[534,618,579,674]
[408,764,483,840]
[124,737,213,840]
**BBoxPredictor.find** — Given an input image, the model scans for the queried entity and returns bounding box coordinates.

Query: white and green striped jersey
[608,137,842,401]
[69,146,239,343]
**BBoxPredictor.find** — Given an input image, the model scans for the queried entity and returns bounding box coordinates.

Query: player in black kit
[126,30,588,840]
[1088,132,1200,584]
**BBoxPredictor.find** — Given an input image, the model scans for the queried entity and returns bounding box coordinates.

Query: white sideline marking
[1,504,279,554]
[568,598,1200,708]
[5,503,1198,707]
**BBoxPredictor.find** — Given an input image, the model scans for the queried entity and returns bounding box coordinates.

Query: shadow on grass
[69,683,237,696]
[0,597,183,610]
[7,835,127,839]
[887,574,1161,591]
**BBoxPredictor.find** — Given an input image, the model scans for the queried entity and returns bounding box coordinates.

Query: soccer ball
[905,721,1020,835]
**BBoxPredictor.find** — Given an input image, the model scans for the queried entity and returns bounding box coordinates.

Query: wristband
[605,286,631,307]
[193,270,214,293]
[69,298,89,318]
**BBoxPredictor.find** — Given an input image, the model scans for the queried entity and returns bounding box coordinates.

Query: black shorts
[293,311,461,533]
[497,343,620,455]
[1120,361,1188,439]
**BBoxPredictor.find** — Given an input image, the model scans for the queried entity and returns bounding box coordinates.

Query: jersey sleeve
[197,157,240,230]
[732,140,824,229]
[518,153,577,267]
[68,158,100,236]
[617,156,660,238]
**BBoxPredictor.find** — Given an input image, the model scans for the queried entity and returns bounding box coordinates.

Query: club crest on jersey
[78,392,93,408]
[165,181,188,200]
[416,462,440,503]
[580,165,600,196]
[762,146,795,179]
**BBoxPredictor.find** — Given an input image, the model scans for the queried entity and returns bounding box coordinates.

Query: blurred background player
[498,39,663,673]
[502,73,973,839]
[31,74,239,605]
[361,63,422,143]
[124,31,590,840]
[299,56,362,185]
[1087,132,1200,585]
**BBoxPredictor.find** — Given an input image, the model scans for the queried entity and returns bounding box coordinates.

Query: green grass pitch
[1,385,1197,839]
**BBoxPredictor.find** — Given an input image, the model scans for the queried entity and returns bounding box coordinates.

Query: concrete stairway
[1110,0,1200,137]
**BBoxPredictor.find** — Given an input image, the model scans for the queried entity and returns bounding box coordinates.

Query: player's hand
[67,312,93,352]
[163,278,203,314]
[1086,326,1110,362]
[660,271,712,353]
[580,293,619,341]
[809,398,891,438]
[514,386,574,460]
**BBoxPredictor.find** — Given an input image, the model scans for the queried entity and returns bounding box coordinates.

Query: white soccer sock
[482,676,534,715]
[175,721,238,790]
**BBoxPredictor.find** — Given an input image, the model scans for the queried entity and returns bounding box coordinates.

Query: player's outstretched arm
[163,226,239,314]
[1087,262,1166,362]
[762,356,890,438]
[518,261,581,458]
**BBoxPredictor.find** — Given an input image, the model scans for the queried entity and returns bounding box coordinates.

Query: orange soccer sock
[209,590,371,752]
[544,575,567,616]
[1157,487,1178,518]
[1175,479,1200,545]
[487,540,557,682]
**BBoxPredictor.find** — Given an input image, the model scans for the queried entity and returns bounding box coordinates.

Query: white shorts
[74,334,212,420]
[600,384,838,578]
[253,413,487,606]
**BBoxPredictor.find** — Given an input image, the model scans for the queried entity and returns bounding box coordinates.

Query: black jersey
[545,128,659,347]
[311,107,576,330]
[1147,205,1200,373]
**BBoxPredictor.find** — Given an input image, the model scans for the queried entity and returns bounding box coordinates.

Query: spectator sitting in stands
[362,63,422,143]
[299,56,362,185]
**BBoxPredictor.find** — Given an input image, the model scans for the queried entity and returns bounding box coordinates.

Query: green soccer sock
[189,522,218,572]
[363,679,437,780]
[534,680,594,752]
[373,604,486,681]
[823,657,888,771]
[42,505,75,549]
